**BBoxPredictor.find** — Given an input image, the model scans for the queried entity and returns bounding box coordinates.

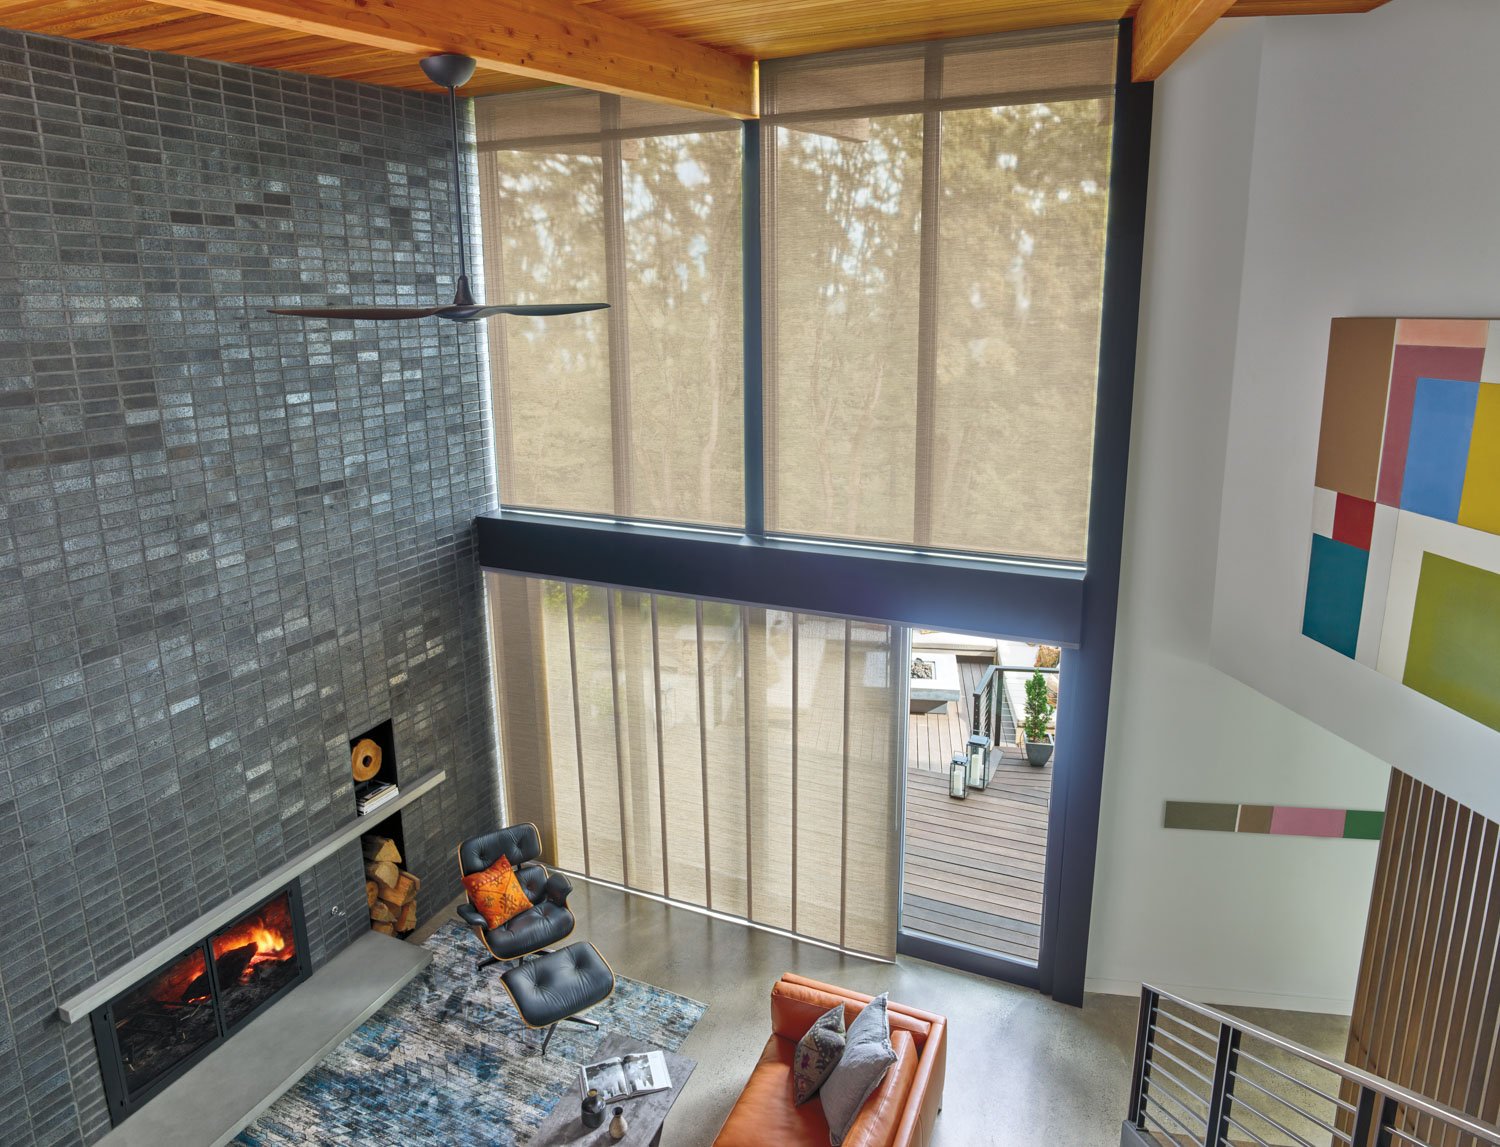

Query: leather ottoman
[499,941,615,1055]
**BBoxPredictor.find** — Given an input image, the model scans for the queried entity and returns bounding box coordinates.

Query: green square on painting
[1403,553,1500,734]
[1163,801,1239,832]
[1342,810,1384,840]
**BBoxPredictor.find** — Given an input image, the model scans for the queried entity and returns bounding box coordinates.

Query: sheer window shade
[475,91,745,528]
[485,572,902,958]
[761,25,1118,562]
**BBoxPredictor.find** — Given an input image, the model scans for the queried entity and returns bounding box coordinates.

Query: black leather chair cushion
[459,824,541,876]
[501,942,614,1029]
[482,900,575,960]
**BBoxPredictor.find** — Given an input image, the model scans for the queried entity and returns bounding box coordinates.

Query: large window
[760,27,1117,561]
[475,92,745,526]
[476,25,1118,564]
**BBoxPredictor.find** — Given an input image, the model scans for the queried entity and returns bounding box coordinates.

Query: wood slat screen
[483,572,903,959]
[1344,769,1500,1144]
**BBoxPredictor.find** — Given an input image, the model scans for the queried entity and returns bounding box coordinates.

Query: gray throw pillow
[818,993,896,1145]
[792,1003,846,1105]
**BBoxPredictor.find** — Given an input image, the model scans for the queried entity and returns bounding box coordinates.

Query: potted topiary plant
[1022,671,1054,766]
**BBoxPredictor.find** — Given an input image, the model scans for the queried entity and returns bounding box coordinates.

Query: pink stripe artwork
[1269,805,1347,838]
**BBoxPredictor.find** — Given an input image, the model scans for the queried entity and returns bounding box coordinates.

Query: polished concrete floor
[418,882,1351,1146]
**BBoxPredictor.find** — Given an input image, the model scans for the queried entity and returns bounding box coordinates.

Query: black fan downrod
[269,53,607,324]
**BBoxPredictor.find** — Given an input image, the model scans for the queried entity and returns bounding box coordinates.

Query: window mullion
[600,94,634,518]
[743,120,767,537]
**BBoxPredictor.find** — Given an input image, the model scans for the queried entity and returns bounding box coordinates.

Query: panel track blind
[485,571,903,959]
[760,24,1118,562]
[474,90,745,528]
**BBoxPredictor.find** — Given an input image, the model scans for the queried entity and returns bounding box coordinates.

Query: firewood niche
[363,833,420,936]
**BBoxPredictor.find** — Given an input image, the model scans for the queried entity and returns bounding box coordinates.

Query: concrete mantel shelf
[57,768,447,1024]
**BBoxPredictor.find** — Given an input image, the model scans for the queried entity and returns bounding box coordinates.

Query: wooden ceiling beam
[1132,0,1236,80]
[144,0,758,116]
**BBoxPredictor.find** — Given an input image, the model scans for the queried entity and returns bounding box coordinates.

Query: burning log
[361,834,402,865]
[215,943,258,989]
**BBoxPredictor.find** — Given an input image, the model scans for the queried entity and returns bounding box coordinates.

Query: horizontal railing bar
[1153,1023,1219,1065]
[1234,1047,1355,1113]
[1223,1112,1277,1147]
[1145,985,1500,1140]
[1226,1092,1321,1147]
[1154,1006,1222,1046]
[1143,1063,1212,1125]
[1386,1124,1441,1147]
[1143,1100,1204,1146]
[1230,1070,1348,1141]
[1151,1041,1217,1090]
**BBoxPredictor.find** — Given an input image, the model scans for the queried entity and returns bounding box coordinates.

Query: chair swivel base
[500,942,615,1057]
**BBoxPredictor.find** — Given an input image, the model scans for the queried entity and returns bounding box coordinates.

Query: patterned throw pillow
[461,855,532,929]
[792,1003,846,1105]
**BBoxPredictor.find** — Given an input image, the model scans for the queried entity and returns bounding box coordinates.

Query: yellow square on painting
[1458,383,1500,537]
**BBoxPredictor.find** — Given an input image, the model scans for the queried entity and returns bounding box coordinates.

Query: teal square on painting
[1302,534,1367,658]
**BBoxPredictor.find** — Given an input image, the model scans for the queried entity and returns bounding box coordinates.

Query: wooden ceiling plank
[1131,0,1235,79]
[140,0,756,116]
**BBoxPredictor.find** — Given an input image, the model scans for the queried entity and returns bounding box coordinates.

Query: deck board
[902,655,1052,965]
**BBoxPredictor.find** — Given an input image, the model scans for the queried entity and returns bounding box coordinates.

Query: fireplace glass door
[92,882,310,1125]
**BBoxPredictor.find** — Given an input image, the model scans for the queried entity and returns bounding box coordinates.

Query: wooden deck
[902,655,1052,963]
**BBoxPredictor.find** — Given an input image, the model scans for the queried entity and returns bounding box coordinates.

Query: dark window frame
[475,22,1151,1004]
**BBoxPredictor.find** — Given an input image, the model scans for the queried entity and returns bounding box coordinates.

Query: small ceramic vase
[581,1087,605,1130]
[608,1106,629,1141]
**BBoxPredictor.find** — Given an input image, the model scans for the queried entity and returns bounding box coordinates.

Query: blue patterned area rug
[234,921,706,1145]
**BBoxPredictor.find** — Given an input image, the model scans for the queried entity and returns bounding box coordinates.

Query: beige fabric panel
[487,576,900,958]
[760,26,1117,561]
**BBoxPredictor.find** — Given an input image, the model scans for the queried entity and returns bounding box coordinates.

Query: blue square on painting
[1401,377,1480,522]
[1302,533,1367,658]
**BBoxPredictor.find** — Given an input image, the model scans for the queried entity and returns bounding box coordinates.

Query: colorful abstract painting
[1303,318,1500,733]
[1163,801,1384,840]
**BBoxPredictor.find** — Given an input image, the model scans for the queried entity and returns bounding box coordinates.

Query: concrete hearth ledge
[97,931,431,1147]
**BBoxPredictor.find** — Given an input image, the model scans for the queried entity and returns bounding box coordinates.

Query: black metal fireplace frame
[90,880,311,1126]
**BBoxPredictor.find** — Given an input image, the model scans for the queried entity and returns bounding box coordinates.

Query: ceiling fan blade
[437,302,611,322]
[267,304,448,320]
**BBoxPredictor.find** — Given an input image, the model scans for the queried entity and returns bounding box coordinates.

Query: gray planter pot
[1023,736,1054,767]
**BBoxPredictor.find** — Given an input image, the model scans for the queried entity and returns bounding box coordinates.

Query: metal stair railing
[1125,984,1500,1147]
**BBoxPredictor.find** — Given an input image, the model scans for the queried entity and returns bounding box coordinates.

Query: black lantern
[949,753,969,799]
[966,733,992,790]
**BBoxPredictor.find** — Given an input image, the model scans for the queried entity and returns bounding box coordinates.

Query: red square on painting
[1332,493,1376,550]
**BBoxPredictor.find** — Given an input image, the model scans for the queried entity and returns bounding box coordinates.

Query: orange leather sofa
[711,974,947,1147]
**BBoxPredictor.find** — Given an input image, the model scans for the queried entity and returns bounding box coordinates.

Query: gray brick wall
[0,28,500,1145]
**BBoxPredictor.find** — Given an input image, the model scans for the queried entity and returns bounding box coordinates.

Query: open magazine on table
[578,1050,673,1102]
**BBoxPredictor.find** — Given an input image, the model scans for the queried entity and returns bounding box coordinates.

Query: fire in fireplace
[91,883,310,1125]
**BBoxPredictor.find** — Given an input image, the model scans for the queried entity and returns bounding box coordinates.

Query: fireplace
[91,883,311,1125]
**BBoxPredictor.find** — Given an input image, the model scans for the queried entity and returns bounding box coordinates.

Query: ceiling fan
[269,53,607,324]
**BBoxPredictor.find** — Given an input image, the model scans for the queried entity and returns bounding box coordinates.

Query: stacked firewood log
[362,834,420,936]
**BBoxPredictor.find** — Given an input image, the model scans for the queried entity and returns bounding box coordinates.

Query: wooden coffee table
[528,1033,696,1147]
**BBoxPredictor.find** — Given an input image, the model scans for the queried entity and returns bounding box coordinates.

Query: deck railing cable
[1126,985,1500,1147]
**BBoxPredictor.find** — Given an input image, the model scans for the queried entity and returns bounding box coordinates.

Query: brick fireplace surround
[0,27,499,1146]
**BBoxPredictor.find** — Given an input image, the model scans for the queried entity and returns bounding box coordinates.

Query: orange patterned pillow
[462,856,532,929]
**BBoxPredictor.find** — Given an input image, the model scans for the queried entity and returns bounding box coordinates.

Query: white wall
[1209,0,1500,821]
[1087,16,1391,1013]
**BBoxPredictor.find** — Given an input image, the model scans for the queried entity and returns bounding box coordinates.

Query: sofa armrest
[544,869,573,905]
[892,1015,946,1147]
[455,901,487,928]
